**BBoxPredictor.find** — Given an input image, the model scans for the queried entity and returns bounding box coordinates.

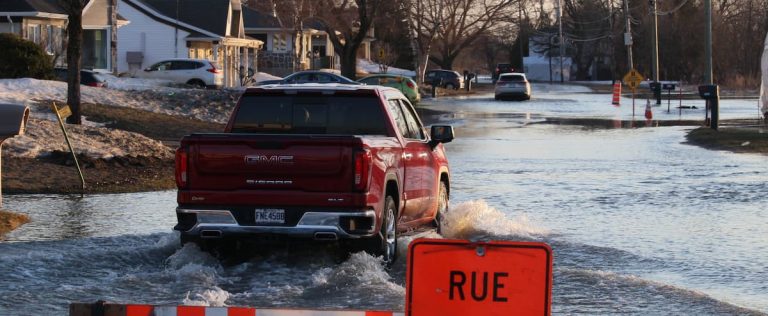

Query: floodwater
[1,84,766,315]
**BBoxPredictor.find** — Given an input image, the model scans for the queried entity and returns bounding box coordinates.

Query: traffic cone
[611,83,621,106]
[645,99,653,120]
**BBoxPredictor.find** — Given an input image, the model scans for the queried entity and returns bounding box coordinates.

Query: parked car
[174,84,454,265]
[257,70,362,85]
[53,68,108,88]
[136,58,223,89]
[424,69,464,90]
[493,63,515,83]
[494,72,531,100]
[357,74,421,103]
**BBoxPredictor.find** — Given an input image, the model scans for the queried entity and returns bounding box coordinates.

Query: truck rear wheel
[368,196,398,266]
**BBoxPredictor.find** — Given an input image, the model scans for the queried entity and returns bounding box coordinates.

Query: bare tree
[407,0,520,71]
[59,0,88,125]
[314,0,381,79]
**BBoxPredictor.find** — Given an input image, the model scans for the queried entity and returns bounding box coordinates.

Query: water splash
[182,286,231,306]
[440,200,548,240]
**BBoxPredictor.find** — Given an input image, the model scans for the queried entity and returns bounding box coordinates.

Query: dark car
[53,68,108,87]
[257,71,362,85]
[424,69,463,90]
[493,63,515,83]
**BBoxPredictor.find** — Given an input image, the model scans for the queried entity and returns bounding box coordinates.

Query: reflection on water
[3,191,177,242]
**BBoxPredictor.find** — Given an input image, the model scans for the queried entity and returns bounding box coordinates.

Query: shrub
[0,33,54,80]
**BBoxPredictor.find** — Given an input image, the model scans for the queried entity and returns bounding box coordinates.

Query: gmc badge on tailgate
[245,155,294,165]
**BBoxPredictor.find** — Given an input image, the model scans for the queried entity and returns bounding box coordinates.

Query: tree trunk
[339,47,357,80]
[65,11,82,125]
[110,0,117,74]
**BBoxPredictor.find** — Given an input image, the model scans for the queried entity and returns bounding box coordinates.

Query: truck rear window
[231,95,390,135]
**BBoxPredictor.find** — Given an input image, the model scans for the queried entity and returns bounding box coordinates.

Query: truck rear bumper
[175,208,377,241]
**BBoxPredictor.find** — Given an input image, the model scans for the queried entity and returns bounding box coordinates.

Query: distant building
[523,35,572,82]
[0,0,128,71]
[117,0,263,87]
[243,7,374,77]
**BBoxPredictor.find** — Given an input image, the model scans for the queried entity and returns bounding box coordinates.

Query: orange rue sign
[406,239,553,316]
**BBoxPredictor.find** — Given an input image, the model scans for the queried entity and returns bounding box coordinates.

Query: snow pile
[3,118,173,159]
[102,75,176,91]
[0,78,238,123]
[358,59,416,77]
[253,72,281,83]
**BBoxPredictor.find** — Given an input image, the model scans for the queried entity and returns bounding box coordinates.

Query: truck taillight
[175,147,188,188]
[406,80,415,89]
[354,150,372,191]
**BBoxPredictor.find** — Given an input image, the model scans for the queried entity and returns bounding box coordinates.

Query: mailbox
[697,85,720,130]
[0,103,30,140]
[662,83,676,90]
[698,84,719,99]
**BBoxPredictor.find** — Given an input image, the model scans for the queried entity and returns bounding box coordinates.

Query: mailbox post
[698,85,720,130]
[0,104,30,208]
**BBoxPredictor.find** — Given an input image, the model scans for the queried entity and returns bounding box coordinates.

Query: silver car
[138,58,224,89]
[494,73,531,100]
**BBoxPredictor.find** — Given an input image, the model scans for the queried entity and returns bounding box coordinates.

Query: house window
[27,24,41,44]
[45,25,63,55]
[82,29,108,69]
[272,33,287,52]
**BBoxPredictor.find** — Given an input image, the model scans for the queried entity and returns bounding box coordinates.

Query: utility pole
[623,0,633,70]
[650,0,661,104]
[519,0,524,71]
[557,0,564,83]
[704,0,713,84]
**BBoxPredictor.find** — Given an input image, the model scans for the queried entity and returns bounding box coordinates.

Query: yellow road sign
[623,69,644,91]
[378,48,385,60]
[51,103,72,119]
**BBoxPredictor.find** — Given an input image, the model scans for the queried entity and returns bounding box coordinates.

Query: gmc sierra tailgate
[184,134,362,192]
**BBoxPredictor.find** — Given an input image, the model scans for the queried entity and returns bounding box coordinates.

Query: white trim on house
[122,0,220,38]
[0,12,68,19]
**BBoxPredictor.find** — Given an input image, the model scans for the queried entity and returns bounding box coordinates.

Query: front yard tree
[315,0,381,80]
[59,0,88,125]
[408,0,520,71]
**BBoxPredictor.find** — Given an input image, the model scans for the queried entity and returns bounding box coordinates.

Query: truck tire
[369,196,398,266]
[432,181,448,234]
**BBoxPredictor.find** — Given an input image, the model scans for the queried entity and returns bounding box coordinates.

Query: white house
[117,0,263,87]
[523,35,572,82]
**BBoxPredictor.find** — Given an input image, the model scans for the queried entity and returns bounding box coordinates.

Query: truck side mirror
[429,125,454,149]
[0,104,30,141]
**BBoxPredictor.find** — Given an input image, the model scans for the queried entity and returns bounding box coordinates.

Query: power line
[654,0,692,15]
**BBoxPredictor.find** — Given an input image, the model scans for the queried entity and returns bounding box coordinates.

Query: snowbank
[3,118,173,159]
[358,59,416,77]
[0,77,233,160]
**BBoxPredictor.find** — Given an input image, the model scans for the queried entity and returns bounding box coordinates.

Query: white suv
[138,58,223,89]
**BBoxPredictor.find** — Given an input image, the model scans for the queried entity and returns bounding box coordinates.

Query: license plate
[254,208,285,224]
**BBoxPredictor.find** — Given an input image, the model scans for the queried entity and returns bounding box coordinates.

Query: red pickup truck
[174,84,453,264]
